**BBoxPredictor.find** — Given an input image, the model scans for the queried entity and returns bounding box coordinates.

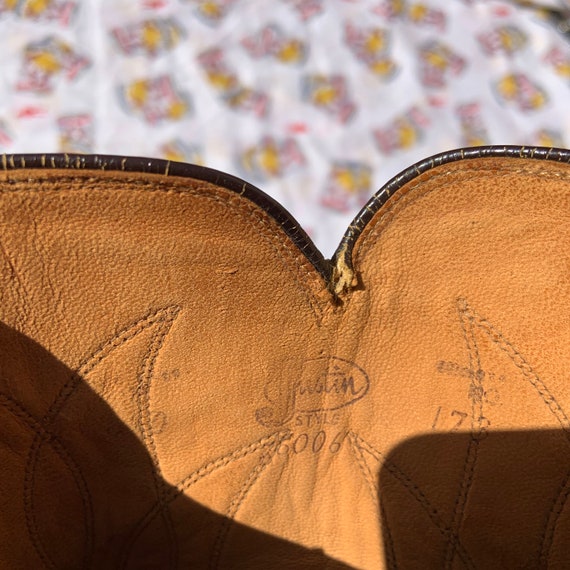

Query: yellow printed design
[160,139,203,165]
[321,162,372,213]
[544,46,570,80]
[532,129,564,148]
[0,0,76,24]
[111,18,184,57]
[120,76,191,123]
[239,136,305,181]
[477,26,527,56]
[407,3,446,30]
[241,25,307,65]
[189,0,236,26]
[344,22,398,81]
[373,106,430,154]
[303,75,356,123]
[418,41,465,88]
[198,48,269,117]
[494,73,547,111]
[17,36,89,92]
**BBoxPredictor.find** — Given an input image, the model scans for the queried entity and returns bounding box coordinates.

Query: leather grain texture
[0,147,570,569]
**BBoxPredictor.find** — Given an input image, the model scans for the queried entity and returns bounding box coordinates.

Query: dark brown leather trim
[332,145,570,274]
[3,146,570,288]
[0,153,331,281]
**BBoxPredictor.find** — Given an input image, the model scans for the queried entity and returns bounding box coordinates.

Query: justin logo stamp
[255,356,370,427]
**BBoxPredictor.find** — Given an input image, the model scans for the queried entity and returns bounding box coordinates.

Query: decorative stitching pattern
[120,431,291,569]
[380,503,398,570]
[350,432,476,570]
[209,435,283,569]
[23,306,180,570]
[444,300,485,570]
[134,307,181,569]
[348,431,399,570]
[458,300,570,568]
[0,393,93,570]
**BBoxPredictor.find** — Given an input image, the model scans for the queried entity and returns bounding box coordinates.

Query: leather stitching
[0,175,327,321]
[540,470,570,567]
[460,301,570,567]
[0,393,93,570]
[355,167,570,265]
[210,438,282,569]
[352,432,476,569]
[348,432,399,570]
[120,431,291,568]
[347,431,377,503]
[444,303,483,570]
[23,307,179,569]
[380,503,398,570]
[135,308,181,570]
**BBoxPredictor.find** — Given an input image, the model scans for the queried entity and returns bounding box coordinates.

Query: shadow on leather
[0,322,353,569]
[379,428,570,569]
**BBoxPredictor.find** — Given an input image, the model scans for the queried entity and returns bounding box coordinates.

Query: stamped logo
[255,356,370,427]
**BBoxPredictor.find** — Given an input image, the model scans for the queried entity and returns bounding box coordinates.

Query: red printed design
[17,37,90,92]
[544,46,570,81]
[0,0,76,25]
[477,26,527,56]
[456,103,489,146]
[120,75,192,123]
[0,120,13,147]
[372,0,406,20]
[284,0,324,21]
[407,3,446,31]
[239,136,305,180]
[531,128,564,148]
[494,73,547,111]
[58,114,93,153]
[418,41,465,88]
[303,75,356,123]
[373,106,429,154]
[241,25,308,65]
[344,22,398,80]
[160,139,203,164]
[373,1,445,30]
[198,48,269,117]
[321,161,372,212]
[111,18,184,56]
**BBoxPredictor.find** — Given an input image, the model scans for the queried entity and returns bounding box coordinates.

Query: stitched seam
[352,432,476,570]
[444,303,484,569]
[0,393,93,570]
[355,168,570,264]
[348,433,398,570]
[464,305,570,436]
[22,307,177,568]
[209,435,284,569]
[120,431,291,569]
[461,300,570,567]
[347,432,378,503]
[0,176,326,320]
[539,470,570,566]
[380,502,398,570]
[135,307,181,569]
